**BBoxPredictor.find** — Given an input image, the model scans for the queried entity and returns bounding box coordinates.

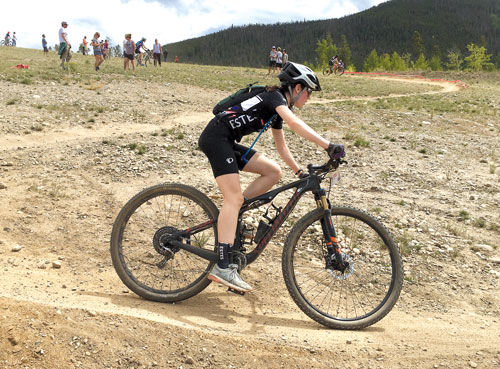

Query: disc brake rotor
[327,252,355,280]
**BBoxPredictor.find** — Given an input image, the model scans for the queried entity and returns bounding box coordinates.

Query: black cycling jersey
[216,88,287,142]
[199,87,289,178]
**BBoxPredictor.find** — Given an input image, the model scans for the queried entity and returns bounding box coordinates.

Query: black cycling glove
[325,143,346,160]
[295,168,308,179]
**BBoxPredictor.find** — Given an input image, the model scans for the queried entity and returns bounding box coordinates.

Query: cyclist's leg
[241,153,281,199]
[215,173,244,244]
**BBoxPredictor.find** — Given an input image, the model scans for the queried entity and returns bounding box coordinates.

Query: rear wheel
[282,206,403,329]
[110,183,218,302]
[322,66,331,76]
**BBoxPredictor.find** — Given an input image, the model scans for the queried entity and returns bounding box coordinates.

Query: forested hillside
[165,0,500,69]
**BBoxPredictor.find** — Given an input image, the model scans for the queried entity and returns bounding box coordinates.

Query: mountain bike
[110,157,403,330]
[135,49,152,66]
[322,62,345,76]
[1,40,12,46]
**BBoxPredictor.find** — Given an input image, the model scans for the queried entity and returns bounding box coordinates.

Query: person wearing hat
[58,21,71,69]
[267,45,278,75]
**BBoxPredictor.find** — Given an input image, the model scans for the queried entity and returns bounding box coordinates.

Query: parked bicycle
[323,61,345,76]
[110,156,403,330]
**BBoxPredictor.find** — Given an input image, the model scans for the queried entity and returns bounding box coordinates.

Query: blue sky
[1,0,387,49]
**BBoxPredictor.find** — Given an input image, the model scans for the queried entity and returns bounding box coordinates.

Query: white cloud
[1,0,387,49]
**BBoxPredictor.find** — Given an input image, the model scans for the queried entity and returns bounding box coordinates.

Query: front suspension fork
[316,191,345,270]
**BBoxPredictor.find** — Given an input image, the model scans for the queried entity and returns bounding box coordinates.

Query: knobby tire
[110,183,218,302]
[282,206,403,329]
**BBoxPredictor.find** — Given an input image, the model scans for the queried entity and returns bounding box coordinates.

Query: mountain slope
[165,0,500,68]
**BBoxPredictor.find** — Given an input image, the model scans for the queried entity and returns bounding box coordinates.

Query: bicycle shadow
[82,288,344,334]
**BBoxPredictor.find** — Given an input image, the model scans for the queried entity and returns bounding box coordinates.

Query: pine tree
[390,52,408,71]
[429,45,442,71]
[380,53,391,70]
[315,33,337,68]
[338,34,351,67]
[445,50,463,70]
[464,43,494,71]
[412,31,425,60]
[363,49,379,72]
[414,53,429,70]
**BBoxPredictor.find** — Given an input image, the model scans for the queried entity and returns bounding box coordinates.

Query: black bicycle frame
[168,173,340,264]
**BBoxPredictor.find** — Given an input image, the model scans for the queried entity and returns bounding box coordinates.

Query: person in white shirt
[58,21,71,69]
[153,39,162,67]
[267,46,278,75]
[276,47,283,72]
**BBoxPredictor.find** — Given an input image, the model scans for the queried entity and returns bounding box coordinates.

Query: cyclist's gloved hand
[326,143,345,160]
[295,168,308,179]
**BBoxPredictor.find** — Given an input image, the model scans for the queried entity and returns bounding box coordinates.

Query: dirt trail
[312,77,462,104]
[1,75,498,369]
[0,111,213,151]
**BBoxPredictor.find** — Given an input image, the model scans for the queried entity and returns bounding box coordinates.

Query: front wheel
[282,206,403,329]
[335,66,345,75]
[110,183,219,302]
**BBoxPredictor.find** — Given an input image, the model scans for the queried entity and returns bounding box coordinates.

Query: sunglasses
[306,88,313,97]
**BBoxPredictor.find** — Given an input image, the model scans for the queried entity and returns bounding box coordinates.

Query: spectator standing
[174,55,178,63]
[163,47,168,62]
[12,32,17,46]
[58,21,71,69]
[82,36,88,55]
[42,34,48,54]
[91,32,104,71]
[282,49,288,65]
[153,39,162,67]
[267,46,277,74]
[276,47,283,72]
[123,33,135,72]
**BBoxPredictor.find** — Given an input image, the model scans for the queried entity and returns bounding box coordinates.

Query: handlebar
[307,158,347,175]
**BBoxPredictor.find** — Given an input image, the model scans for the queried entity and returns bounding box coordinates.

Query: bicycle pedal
[227,287,245,296]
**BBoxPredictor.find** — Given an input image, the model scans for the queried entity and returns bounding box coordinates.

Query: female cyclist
[198,62,344,292]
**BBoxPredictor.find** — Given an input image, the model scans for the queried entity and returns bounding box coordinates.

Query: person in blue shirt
[135,38,149,66]
[42,34,48,54]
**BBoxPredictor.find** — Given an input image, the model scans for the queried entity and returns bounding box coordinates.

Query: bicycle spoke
[287,208,399,324]
[115,186,217,298]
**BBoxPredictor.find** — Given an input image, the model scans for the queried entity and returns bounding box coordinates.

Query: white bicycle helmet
[278,62,321,91]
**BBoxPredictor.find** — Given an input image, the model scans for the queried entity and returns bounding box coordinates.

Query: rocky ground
[0,67,499,369]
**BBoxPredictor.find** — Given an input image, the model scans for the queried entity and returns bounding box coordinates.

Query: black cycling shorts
[198,118,256,178]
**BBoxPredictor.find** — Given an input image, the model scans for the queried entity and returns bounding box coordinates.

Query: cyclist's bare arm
[275,105,330,150]
[272,128,301,174]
